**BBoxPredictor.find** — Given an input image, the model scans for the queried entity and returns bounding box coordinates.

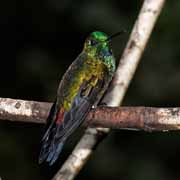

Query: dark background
[0,0,180,179]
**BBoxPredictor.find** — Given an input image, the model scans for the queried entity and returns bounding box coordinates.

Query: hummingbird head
[83,31,110,57]
[84,31,122,72]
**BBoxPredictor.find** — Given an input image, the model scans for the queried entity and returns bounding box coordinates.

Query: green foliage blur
[0,0,180,179]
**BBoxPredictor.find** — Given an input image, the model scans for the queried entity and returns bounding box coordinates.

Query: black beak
[105,30,127,43]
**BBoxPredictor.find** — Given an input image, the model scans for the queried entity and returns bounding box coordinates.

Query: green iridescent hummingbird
[39,31,120,165]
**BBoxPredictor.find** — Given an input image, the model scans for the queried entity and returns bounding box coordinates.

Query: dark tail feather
[39,100,65,165]
[47,140,65,165]
[39,124,66,165]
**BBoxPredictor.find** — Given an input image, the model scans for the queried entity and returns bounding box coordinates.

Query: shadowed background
[0,0,180,179]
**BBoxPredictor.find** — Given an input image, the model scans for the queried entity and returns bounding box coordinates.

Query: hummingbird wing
[39,53,112,165]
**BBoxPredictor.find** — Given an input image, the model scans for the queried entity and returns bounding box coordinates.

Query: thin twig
[0,98,180,131]
[52,0,166,180]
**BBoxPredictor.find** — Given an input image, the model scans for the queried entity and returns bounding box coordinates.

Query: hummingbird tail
[39,101,66,165]
[38,125,66,166]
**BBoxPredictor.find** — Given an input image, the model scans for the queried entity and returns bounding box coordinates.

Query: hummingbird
[39,31,120,165]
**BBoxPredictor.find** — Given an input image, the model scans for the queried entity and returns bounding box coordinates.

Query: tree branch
[0,98,50,124]
[87,106,180,131]
[51,0,166,180]
[0,98,180,132]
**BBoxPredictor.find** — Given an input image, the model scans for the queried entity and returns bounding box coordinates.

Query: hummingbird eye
[88,39,97,46]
